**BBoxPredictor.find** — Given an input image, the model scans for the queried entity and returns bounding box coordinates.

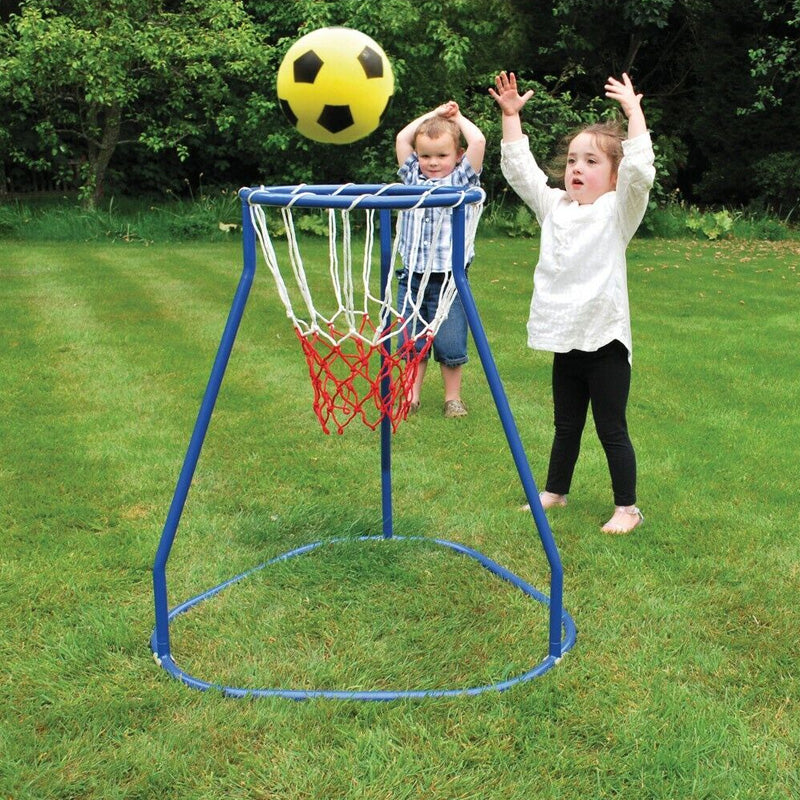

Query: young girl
[489,71,655,534]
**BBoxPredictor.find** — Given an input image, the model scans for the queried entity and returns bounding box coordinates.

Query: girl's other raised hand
[605,72,647,137]
[489,71,534,116]
[604,73,643,119]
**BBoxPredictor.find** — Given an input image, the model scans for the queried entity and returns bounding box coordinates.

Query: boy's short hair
[414,117,462,150]
[548,119,626,184]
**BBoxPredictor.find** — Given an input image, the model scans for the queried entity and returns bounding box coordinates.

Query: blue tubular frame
[152,213,257,659]
[449,208,565,659]
[150,535,575,700]
[379,207,394,539]
[150,184,576,699]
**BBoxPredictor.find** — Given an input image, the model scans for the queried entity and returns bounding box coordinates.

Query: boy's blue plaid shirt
[396,155,481,273]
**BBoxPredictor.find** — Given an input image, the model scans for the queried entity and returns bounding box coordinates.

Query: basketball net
[248,185,482,434]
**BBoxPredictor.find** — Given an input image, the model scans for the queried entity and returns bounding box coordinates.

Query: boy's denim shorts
[395,269,469,367]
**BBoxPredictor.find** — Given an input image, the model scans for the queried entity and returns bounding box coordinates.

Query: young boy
[395,102,485,418]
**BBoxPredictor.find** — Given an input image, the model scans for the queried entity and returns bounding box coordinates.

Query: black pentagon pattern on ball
[357,46,384,79]
[293,49,323,83]
[317,104,355,134]
[279,98,298,126]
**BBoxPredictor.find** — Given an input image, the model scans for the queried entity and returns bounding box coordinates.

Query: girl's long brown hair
[548,119,626,185]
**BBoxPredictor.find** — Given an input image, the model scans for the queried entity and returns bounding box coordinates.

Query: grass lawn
[1,233,798,799]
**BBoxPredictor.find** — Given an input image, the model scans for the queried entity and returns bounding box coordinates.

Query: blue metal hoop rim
[239,183,486,211]
[150,534,577,701]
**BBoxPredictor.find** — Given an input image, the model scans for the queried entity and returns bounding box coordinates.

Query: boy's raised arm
[395,102,457,166]
[454,109,486,174]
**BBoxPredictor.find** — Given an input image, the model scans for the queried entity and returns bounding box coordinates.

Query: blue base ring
[150,535,577,700]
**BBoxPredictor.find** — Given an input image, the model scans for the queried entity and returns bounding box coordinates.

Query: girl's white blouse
[500,132,655,361]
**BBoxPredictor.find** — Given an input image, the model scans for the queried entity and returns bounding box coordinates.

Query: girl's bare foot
[520,491,568,512]
[540,491,568,510]
[601,505,644,534]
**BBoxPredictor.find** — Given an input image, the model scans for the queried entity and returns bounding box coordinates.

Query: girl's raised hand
[489,71,534,116]
[604,73,643,119]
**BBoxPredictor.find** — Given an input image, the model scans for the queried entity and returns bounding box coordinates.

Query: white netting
[247,184,483,433]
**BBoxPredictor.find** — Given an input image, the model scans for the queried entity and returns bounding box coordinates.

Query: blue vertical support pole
[450,205,565,659]
[379,207,394,539]
[151,197,257,659]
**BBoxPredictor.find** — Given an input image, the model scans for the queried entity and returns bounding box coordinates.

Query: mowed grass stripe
[2,237,798,800]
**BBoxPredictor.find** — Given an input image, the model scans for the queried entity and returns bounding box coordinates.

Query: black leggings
[545,340,636,506]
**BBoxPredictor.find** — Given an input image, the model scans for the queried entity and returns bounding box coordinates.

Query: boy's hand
[604,73,643,119]
[489,72,534,116]
[434,100,459,118]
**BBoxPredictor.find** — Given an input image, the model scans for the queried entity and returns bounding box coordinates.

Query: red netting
[296,316,432,434]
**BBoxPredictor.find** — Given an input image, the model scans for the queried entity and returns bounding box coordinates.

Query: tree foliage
[0,0,267,206]
[1,0,798,211]
[746,0,800,111]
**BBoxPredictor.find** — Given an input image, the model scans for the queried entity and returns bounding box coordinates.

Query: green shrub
[480,192,539,238]
[733,212,791,241]
[1,194,797,243]
[639,201,687,238]
[685,207,735,240]
[752,151,800,212]
[0,191,242,242]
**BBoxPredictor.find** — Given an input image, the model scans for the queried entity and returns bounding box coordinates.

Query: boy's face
[565,132,617,204]
[415,133,461,180]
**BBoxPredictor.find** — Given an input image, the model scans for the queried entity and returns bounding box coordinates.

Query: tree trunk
[83,104,122,210]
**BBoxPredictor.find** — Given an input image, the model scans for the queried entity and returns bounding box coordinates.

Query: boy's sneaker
[443,399,468,418]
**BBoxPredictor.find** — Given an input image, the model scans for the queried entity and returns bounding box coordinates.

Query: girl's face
[415,133,461,180]
[565,132,617,204]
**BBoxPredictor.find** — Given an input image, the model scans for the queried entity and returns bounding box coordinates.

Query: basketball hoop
[245,183,484,433]
[150,182,576,701]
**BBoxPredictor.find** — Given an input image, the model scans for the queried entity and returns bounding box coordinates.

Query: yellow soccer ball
[276,27,394,145]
